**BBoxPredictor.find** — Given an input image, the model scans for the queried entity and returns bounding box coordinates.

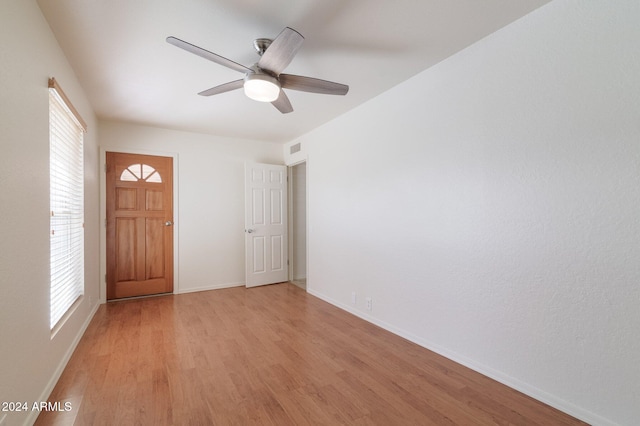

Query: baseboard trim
[177,281,245,294]
[25,301,100,426]
[306,288,613,426]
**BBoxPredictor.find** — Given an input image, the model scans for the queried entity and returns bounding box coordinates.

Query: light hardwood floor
[36,283,586,425]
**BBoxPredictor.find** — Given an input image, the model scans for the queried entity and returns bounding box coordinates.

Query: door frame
[99,147,179,303]
[287,160,309,291]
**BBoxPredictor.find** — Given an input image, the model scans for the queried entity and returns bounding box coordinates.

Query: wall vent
[290,143,301,154]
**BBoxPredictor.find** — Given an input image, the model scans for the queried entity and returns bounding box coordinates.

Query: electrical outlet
[366,297,372,311]
[351,292,357,305]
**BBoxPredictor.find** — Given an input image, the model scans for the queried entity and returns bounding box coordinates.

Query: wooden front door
[106,152,174,300]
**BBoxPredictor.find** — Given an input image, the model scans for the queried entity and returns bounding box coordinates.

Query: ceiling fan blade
[166,36,250,74]
[198,79,244,96]
[271,89,293,114]
[280,74,349,95]
[258,27,304,75]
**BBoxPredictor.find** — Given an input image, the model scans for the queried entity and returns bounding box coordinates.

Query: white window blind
[49,78,85,330]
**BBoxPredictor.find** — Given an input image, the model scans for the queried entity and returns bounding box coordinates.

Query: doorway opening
[289,162,307,290]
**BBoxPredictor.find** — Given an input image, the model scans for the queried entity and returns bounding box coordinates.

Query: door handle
[246,229,255,233]
[165,220,173,226]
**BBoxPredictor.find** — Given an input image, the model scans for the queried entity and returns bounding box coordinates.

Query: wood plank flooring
[36,283,586,425]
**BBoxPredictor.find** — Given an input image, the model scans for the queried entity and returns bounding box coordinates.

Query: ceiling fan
[166,27,349,114]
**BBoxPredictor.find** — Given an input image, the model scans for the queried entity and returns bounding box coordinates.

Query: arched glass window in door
[120,164,162,183]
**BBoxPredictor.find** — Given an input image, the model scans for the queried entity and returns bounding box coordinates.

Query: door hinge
[104,218,107,228]
[104,163,107,173]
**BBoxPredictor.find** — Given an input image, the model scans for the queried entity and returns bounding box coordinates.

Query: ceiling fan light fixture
[244,73,280,102]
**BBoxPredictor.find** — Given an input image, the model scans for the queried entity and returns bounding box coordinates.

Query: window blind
[49,80,85,330]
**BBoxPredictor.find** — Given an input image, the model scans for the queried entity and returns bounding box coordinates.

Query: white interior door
[245,162,288,288]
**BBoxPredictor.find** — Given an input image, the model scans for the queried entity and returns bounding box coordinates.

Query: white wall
[287,1,640,425]
[99,121,282,295]
[0,1,100,425]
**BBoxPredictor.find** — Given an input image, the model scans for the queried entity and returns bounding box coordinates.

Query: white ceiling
[37,0,549,143]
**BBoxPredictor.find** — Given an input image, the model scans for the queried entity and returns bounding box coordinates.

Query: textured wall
[290,1,640,424]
